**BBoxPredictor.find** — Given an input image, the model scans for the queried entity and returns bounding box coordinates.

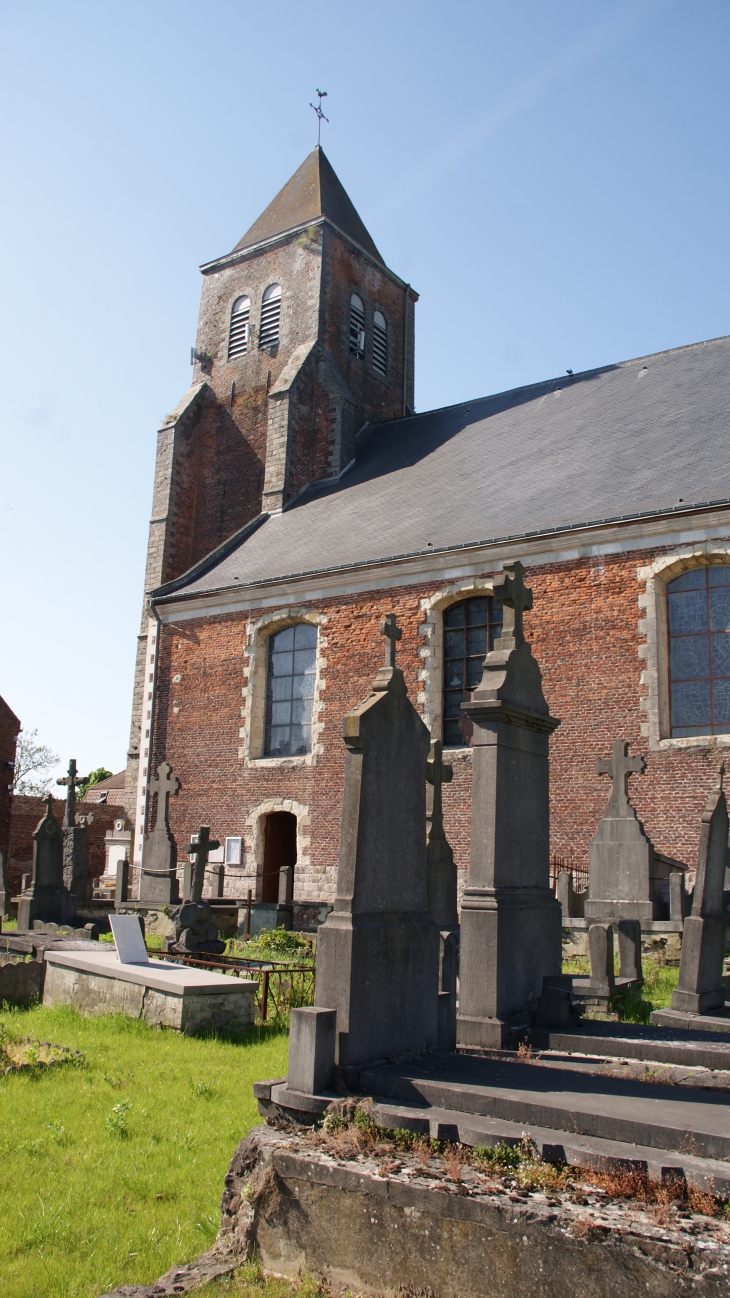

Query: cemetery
[1,568,729,1298]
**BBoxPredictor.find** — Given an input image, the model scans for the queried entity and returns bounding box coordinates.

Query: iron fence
[549,854,589,893]
[149,950,315,1023]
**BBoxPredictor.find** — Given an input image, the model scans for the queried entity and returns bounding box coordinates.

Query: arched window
[259,284,282,349]
[667,566,730,736]
[349,293,365,359]
[227,295,250,359]
[372,310,387,375]
[264,623,317,756]
[442,596,503,747]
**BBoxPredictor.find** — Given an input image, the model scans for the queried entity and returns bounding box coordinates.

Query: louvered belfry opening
[372,309,387,375]
[349,293,365,358]
[259,283,282,349]
[227,295,251,359]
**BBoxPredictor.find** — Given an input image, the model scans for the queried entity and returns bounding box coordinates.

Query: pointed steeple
[233,147,383,264]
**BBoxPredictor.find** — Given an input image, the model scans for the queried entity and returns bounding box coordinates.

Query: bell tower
[125,147,417,827]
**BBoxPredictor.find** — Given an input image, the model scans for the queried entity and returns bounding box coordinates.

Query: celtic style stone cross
[380,613,402,668]
[57,759,90,829]
[186,825,220,904]
[149,761,180,834]
[492,560,533,648]
[596,739,646,816]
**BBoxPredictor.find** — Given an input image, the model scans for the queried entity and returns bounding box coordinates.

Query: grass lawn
[0,1005,288,1298]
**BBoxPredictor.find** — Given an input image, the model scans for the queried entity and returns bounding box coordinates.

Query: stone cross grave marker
[426,738,459,1050]
[290,611,439,1093]
[457,559,563,1049]
[584,740,656,921]
[380,612,402,667]
[57,759,90,828]
[17,795,77,929]
[57,759,94,906]
[669,766,728,1016]
[492,559,533,649]
[186,826,221,904]
[139,761,181,904]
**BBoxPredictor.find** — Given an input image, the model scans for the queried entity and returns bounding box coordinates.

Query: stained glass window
[264,624,317,756]
[442,596,503,747]
[667,567,730,737]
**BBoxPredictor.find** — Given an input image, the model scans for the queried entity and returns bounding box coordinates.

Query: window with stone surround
[228,295,250,359]
[667,566,730,737]
[349,294,365,359]
[264,623,317,757]
[259,284,282,350]
[442,596,503,747]
[372,310,387,375]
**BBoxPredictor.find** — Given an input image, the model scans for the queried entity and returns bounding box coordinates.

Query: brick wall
[0,696,20,869]
[148,538,730,907]
[8,797,121,896]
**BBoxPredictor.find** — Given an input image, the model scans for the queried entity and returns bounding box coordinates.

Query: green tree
[77,767,113,802]
[12,730,59,796]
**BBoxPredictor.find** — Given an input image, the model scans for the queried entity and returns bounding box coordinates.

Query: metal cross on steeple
[57,759,90,829]
[492,560,533,648]
[596,739,646,816]
[380,613,402,669]
[310,89,329,145]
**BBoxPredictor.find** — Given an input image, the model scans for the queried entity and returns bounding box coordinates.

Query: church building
[125,145,730,911]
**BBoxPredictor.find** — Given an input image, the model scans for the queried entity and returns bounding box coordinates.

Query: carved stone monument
[17,796,77,929]
[584,741,656,921]
[57,759,93,906]
[457,561,562,1049]
[663,770,729,1017]
[138,762,181,904]
[164,825,226,955]
[284,614,440,1099]
[0,848,7,917]
[426,739,459,1050]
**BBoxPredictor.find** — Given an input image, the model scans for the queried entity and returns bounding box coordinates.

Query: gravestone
[17,796,77,929]
[426,740,459,1050]
[584,741,657,921]
[0,849,7,917]
[138,762,181,904]
[668,771,728,1015]
[577,918,642,1012]
[457,561,562,1049]
[115,857,130,905]
[57,759,93,906]
[164,826,226,955]
[289,613,440,1092]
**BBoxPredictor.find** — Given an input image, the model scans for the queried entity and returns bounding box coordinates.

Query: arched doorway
[261,811,297,903]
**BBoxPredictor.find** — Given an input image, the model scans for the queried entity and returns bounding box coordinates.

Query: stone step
[529,1020,730,1071]
[358,1053,730,1162]
[368,1098,730,1195]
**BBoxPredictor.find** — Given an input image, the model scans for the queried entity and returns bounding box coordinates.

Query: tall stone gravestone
[57,759,94,906]
[17,796,77,929]
[0,849,7,917]
[288,614,440,1095]
[457,562,562,1049]
[426,740,459,1050]
[584,741,655,921]
[164,826,226,955]
[668,771,728,1016]
[138,762,181,904]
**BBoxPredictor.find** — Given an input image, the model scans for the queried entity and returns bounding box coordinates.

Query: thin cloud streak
[369,0,678,221]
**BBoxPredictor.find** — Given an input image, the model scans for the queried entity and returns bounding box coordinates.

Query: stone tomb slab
[42,947,257,1034]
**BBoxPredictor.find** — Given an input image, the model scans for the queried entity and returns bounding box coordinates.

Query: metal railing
[550,854,589,892]
[149,949,315,1023]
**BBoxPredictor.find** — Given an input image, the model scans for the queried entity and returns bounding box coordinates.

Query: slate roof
[233,147,384,264]
[154,335,730,602]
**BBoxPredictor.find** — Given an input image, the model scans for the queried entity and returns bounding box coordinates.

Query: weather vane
[310,89,329,145]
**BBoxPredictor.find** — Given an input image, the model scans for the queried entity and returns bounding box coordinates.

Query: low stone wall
[217,1126,729,1298]
[0,954,43,1005]
[42,963,255,1034]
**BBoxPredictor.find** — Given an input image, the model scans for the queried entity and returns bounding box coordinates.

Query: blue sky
[1,0,728,780]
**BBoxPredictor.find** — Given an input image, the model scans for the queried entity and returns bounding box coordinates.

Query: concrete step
[358,1053,730,1162]
[369,1098,730,1195]
[530,1021,730,1071]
